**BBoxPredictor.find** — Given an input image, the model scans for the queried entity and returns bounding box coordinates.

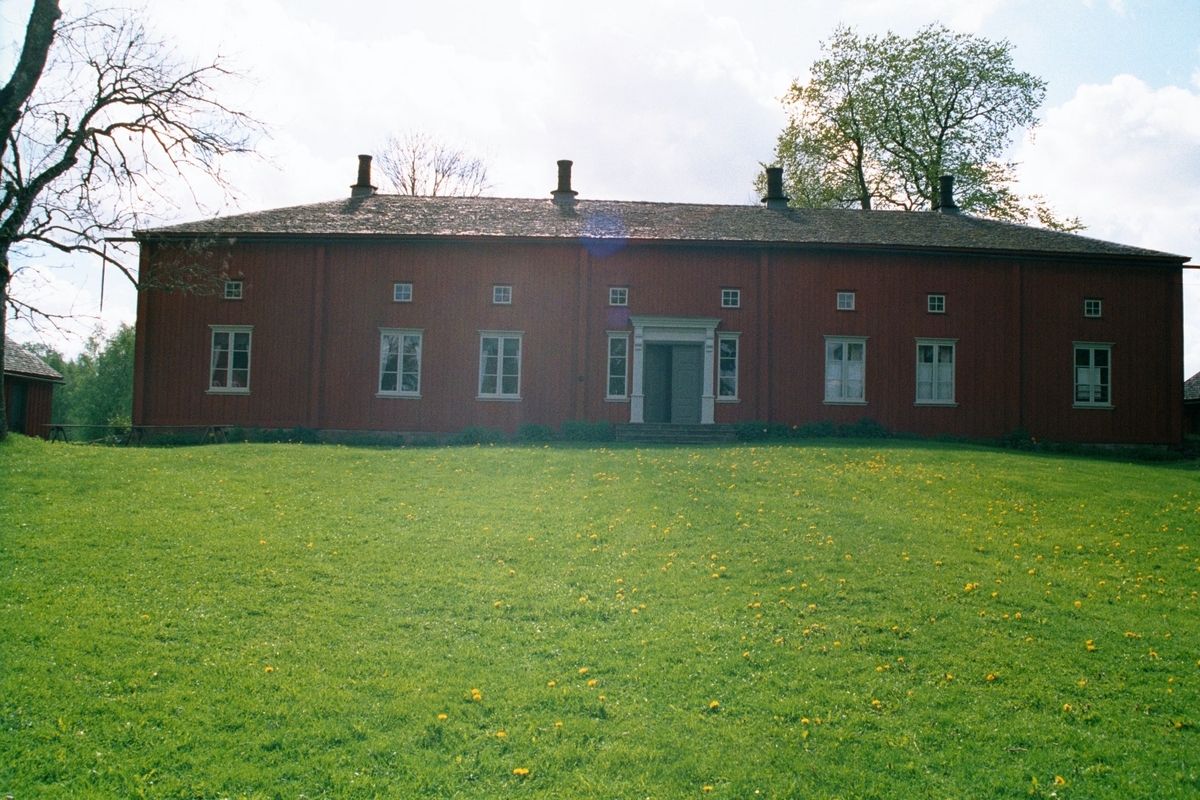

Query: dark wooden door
[643,345,671,423]
[670,345,702,424]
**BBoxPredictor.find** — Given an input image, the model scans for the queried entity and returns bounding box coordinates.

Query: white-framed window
[927,294,945,314]
[478,331,522,399]
[609,287,628,307]
[378,328,422,397]
[607,333,629,399]
[493,285,512,305]
[393,283,413,303]
[717,333,740,400]
[837,291,856,311]
[824,336,866,403]
[915,339,957,405]
[1084,298,1102,318]
[209,325,252,393]
[1074,343,1112,407]
[224,280,243,300]
[721,288,741,308]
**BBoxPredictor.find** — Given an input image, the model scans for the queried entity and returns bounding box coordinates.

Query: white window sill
[605,396,630,403]
[716,397,740,403]
[823,399,867,406]
[207,388,250,395]
[477,394,522,402]
[915,401,958,407]
[377,392,421,400]
[1073,403,1113,410]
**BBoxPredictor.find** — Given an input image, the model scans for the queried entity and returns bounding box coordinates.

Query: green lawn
[1,435,1198,798]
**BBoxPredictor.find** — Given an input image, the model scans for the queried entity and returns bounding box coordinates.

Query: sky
[2,0,1199,376]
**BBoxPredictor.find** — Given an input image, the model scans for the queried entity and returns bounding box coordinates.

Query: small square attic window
[493,285,512,305]
[224,280,243,300]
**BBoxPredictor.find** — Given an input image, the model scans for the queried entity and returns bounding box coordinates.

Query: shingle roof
[4,339,64,382]
[138,195,1187,261]
[1186,371,1200,402]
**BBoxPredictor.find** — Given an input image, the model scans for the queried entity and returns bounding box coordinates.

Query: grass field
[1,434,1198,799]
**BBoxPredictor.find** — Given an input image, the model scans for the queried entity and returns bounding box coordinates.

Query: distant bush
[518,424,556,442]
[449,426,505,445]
[560,421,614,442]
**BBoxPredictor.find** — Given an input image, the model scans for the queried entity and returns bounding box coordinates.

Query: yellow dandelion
[987,673,996,682]
[1054,776,1066,786]
[579,667,589,675]
[703,787,713,792]
[513,767,530,777]
[709,701,720,710]
[1063,703,1073,711]
[264,666,274,673]
[555,721,563,727]
[871,699,882,708]
[801,717,809,724]
[587,679,597,687]
[494,601,503,607]
[547,681,556,687]
[496,731,506,738]
[140,614,150,620]
[579,596,588,603]
[437,713,448,721]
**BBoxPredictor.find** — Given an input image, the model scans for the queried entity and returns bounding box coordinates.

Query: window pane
[482,355,498,377]
[609,376,624,396]
[503,338,520,358]
[481,374,497,394]
[719,376,736,397]
[826,378,841,399]
[233,332,249,351]
[918,345,933,363]
[501,375,518,395]
[827,341,842,361]
[846,380,863,400]
[847,343,864,361]
[1093,349,1108,367]
[231,369,248,389]
[939,345,953,363]
[381,372,398,392]
[401,373,418,392]
[1076,348,1090,367]
[610,338,626,358]
[482,338,498,357]
[232,350,249,370]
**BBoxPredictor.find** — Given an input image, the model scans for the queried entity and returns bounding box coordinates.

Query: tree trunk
[0,255,9,441]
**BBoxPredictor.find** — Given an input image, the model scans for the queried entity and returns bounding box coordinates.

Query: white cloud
[1016,74,1200,377]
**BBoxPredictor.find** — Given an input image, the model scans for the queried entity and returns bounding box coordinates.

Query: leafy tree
[764,24,1082,230]
[0,0,260,439]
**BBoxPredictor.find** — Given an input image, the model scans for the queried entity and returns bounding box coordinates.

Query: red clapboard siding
[133,237,1183,444]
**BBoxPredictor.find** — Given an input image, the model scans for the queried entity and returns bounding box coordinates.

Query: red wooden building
[132,160,1187,444]
[4,338,63,438]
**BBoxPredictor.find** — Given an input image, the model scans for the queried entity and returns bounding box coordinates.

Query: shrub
[449,426,505,445]
[793,420,837,438]
[735,421,790,441]
[560,421,614,442]
[837,418,890,439]
[518,424,556,442]
[999,428,1035,450]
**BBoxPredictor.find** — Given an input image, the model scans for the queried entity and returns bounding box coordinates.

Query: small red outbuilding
[4,338,63,438]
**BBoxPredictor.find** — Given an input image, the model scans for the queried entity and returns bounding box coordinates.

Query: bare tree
[375,131,490,197]
[0,1,261,439]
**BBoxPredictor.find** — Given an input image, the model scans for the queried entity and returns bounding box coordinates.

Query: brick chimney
[761,166,789,210]
[351,155,376,198]
[934,175,959,214]
[552,160,578,205]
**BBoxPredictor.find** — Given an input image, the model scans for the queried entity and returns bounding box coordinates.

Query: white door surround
[629,315,721,424]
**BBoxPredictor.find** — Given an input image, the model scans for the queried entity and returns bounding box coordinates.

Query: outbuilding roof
[4,339,64,383]
[1186,371,1200,403]
[138,195,1187,262]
